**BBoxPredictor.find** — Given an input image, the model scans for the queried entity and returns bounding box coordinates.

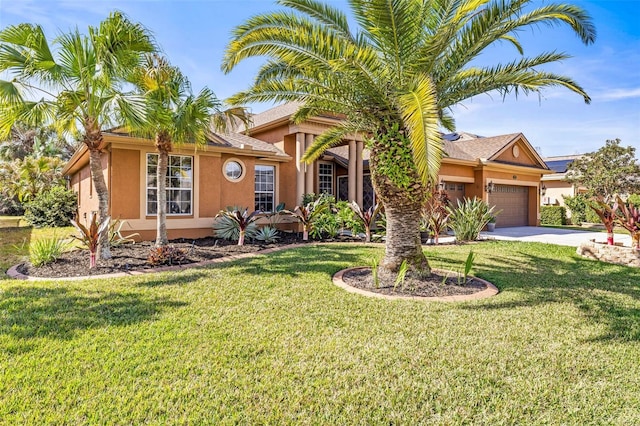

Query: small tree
[589,198,619,245]
[566,139,640,202]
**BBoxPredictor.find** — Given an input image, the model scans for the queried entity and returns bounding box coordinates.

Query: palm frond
[398,75,442,184]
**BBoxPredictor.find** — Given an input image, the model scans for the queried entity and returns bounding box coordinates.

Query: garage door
[488,185,529,227]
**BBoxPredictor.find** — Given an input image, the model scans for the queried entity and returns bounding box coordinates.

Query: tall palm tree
[0,12,156,259]
[223,0,595,275]
[131,54,248,246]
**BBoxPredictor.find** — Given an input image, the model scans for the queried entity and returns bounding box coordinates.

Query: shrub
[447,198,496,242]
[255,226,280,243]
[147,246,187,266]
[70,213,110,268]
[585,206,601,223]
[628,194,640,206]
[540,206,566,225]
[563,194,587,224]
[29,236,70,267]
[349,201,382,242]
[24,186,77,227]
[283,196,329,241]
[213,207,260,245]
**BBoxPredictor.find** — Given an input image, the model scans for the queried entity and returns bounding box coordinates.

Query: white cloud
[594,88,640,101]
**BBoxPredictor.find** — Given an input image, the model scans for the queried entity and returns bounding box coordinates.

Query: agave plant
[447,198,497,242]
[615,196,640,249]
[70,213,111,268]
[255,226,280,243]
[349,201,383,243]
[213,207,260,246]
[589,198,619,245]
[283,197,328,241]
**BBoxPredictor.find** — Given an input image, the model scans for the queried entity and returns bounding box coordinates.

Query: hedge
[541,206,566,225]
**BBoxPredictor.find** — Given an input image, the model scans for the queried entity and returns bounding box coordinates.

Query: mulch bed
[17,234,315,279]
[16,234,486,299]
[341,268,487,298]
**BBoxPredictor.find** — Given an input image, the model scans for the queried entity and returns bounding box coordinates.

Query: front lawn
[1,242,639,423]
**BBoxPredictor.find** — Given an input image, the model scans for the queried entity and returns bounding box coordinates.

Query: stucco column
[356,140,364,207]
[305,133,315,195]
[348,140,356,202]
[296,133,305,206]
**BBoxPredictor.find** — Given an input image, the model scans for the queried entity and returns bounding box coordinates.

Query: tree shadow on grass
[135,270,209,287]
[454,247,640,342]
[205,244,374,278]
[0,286,187,344]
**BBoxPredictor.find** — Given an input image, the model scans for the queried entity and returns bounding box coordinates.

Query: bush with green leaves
[563,194,587,224]
[29,236,70,267]
[447,198,497,242]
[585,205,601,223]
[24,186,77,227]
[540,206,566,225]
[628,194,640,206]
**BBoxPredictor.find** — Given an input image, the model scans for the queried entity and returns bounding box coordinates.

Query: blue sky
[1,0,638,157]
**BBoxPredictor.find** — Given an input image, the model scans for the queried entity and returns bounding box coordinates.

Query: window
[255,165,275,212]
[146,153,192,215]
[224,159,244,181]
[318,162,334,194]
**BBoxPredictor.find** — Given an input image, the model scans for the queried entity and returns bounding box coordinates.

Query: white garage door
[489,185,529,227]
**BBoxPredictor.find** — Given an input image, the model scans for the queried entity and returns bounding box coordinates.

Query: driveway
[479,226,632,247]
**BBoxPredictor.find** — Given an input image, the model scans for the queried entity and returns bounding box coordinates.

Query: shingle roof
[249,102,303,129]
[208,131,288,157]
[449,133,521,160]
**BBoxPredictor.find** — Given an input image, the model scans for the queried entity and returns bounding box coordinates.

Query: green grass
[0,226,75,279]
[1,242,639,424]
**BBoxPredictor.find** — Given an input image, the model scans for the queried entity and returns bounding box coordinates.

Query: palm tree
[222,0,595,275]
[131,54,247,246]
[0,12,156,259]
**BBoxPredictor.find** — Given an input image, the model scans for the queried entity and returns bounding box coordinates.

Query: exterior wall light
[485,181,495,193]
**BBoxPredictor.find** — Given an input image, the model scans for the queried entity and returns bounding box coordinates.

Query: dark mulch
[341,267,487,298]
[18,234,319,278]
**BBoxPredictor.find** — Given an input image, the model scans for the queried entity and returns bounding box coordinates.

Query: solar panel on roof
[443,133,460,141]
[545,159,574,173]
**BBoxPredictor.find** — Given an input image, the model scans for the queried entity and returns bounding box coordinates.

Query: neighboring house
[63,103,551,239]
[541,155,586,213]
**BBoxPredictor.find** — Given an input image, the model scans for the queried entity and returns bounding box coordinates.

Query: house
[63,103,551,239]
[247,104,551,228]
[541,155,586,213]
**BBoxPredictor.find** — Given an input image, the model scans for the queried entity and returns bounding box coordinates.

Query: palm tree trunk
[88,147,111,260]
[369,135,430,276]
[156,147,169,247]
[380,195,430,275]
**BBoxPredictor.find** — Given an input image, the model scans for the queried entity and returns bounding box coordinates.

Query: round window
[224,160,243,181]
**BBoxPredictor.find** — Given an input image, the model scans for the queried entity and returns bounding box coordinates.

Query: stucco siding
[111,148,140,219]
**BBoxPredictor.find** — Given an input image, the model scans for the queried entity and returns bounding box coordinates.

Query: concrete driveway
[479,226,632,247]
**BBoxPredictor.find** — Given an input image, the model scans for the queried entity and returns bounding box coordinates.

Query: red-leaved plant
[615,196,640,249]
[70,213,111,268]
[349,201,383,243]
[214,207,260,246]
[283,198,328,241]
[589,197,619,245]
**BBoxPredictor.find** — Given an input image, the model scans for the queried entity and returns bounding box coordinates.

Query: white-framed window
[255,164,275,212]
[146,153,193,216]
[223,158,246,182]
[318,162,334,195]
